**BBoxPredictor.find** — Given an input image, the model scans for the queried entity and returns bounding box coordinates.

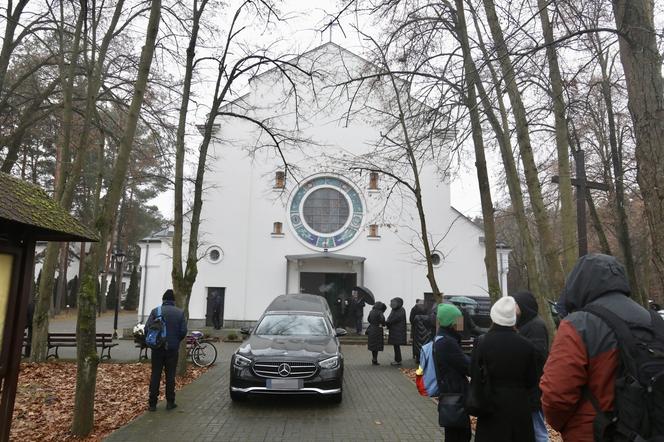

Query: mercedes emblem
[277,363,291,377]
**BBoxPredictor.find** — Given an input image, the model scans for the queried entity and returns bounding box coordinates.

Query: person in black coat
[435,303,472,442]
[366,302,387,365]
[409,299,429,362]
[350,291,366,334]
[471,296,538,442]
[211,291,223,330]
[386,297,407,366]
[512,291,550,442]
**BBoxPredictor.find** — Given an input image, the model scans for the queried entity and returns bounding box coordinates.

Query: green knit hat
[437,303,462,327]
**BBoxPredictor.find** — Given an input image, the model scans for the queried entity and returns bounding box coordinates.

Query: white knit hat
[490,296,517,327]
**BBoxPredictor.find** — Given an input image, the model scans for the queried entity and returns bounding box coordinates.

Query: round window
[206,246,223,264]
[302,188,350,234]
[431,251,443,267]
[288,176,364,251]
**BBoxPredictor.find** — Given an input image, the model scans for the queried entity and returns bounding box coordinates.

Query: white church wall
[138,43,499,326]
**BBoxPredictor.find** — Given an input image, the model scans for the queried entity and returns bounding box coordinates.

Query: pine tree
[123,267,139,310]
[106,274,117,311]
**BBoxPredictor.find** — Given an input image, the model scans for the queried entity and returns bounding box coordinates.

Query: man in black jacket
[512,291,549,442]
[146,289,187,411]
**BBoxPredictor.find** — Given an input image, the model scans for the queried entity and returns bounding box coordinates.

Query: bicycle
[187,331,218,367]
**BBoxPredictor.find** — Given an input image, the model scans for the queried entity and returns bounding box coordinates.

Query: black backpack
[582,304,664,442]
[145,305,168,350]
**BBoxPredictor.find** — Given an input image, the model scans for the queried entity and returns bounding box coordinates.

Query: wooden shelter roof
[0,172,98,242]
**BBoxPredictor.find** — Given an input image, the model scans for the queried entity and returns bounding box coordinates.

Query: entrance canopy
[285,252,366,263]
[284,252,366,295]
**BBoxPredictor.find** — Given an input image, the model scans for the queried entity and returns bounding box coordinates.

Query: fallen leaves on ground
[11,362,207,441]
[400,368,562,442]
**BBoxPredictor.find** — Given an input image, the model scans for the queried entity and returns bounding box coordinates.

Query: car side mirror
[335,328,347,337]
[240,326,252,335]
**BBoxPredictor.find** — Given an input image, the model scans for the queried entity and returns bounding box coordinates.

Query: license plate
[266,378,302,390]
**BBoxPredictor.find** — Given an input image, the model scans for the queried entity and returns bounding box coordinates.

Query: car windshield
[254,314,330,336]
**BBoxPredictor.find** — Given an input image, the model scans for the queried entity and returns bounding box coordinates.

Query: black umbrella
[353,286,375,305]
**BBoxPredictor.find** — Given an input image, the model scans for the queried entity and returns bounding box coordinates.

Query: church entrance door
[206,287,225,328]
[300,272,357,327]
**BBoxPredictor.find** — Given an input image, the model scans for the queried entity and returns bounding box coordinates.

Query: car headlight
[233,354,252,368]
[319,356,340,369]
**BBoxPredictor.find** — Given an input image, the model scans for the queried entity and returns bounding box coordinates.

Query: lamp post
[112,250,125,339]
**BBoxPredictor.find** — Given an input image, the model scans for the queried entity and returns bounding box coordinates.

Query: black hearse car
[229,294,346,403]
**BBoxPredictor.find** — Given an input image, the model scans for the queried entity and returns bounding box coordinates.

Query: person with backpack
[145,289,187,411]
[366,302,387,365]
[540,254,664,442]
[386,297,407,366]
[471,296,538,442]
[434,303,471,442]
[512,291,550,442]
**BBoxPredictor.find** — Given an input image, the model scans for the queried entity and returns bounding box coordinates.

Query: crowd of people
[142,253,662,441]
[365,253,663,442]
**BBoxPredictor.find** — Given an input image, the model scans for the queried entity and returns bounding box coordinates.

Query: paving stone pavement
[105,343,447,441]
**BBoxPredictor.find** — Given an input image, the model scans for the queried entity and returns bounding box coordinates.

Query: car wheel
[229,388,246,402]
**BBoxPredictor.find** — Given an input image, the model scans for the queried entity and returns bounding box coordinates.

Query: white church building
[137,43,510,327]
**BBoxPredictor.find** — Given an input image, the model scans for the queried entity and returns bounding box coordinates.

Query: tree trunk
[0,0,30,97]
[71,1,161,436]
[454,0,501,302]
[54,242,68,315]
[537,0,577,273]
[466,7,556,337]
[591,32,644,305]
[171,0,211,377]
[382,59,442,302]
[482,0,564,298]
[31,245,58,361]
[612,0,664,307]
[31,0,121,361]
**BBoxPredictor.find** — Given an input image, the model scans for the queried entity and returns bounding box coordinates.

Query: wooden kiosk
[0,172,97,441]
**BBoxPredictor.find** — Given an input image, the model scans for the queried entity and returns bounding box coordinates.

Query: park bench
[47,332,117,361]
[461,338,474,354]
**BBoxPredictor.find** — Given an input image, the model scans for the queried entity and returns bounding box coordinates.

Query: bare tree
[536,0,576,273]
[171,0,312,375]
[72,0,161,435]
[481,0,564,301]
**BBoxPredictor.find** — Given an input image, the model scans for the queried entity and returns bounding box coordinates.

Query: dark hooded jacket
[540,254,651,442]
[472,325,538,442]
[366,302,386,352]
[146,300,188,352]
[386,297,407,345]
[410,302,431,360]
[512,291,548,411]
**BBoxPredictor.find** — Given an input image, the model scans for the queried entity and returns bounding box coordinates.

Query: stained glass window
[302,188,350,234]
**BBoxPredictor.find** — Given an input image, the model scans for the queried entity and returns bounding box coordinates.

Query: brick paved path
[106,343,445,441]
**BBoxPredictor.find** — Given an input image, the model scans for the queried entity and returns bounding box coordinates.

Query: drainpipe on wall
[140,242,150,322]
